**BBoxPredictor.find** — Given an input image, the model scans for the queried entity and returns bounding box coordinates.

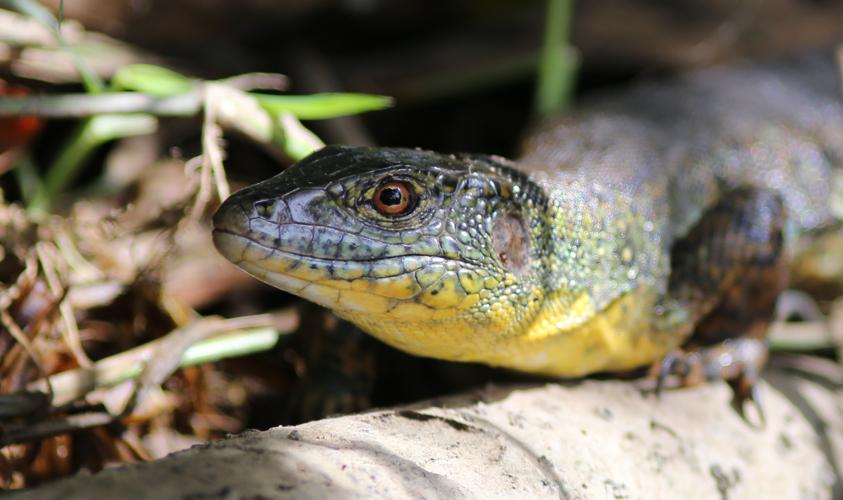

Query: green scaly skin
[213,50,843,378]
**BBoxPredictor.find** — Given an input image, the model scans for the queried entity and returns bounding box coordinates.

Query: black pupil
[379,187,403,206]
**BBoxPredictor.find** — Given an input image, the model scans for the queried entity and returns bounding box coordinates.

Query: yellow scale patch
[487,288,672,376]
[334,280,670,377]
[242,238,671,377]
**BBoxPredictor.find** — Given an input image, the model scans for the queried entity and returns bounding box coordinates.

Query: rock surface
[12,362,843,499]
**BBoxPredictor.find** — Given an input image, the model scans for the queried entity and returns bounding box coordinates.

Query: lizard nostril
[254,199,275,219]
[253,198,291,223]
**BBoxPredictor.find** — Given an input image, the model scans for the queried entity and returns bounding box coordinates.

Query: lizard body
[213,50,843,379]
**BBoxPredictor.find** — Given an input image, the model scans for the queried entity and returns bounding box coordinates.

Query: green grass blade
[111,64,195,96]
[180,327,280,367]
[534,0,577,117]
[254,92,393,120]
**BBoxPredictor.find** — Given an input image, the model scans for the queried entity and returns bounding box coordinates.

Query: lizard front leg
[654,186,787,411]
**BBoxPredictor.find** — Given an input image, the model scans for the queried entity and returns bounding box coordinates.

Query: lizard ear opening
[493,212,530,278]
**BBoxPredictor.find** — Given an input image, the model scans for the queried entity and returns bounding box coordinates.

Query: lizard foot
[650,338,767,424]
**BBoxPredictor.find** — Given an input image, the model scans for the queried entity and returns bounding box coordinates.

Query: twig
[26,311,298,408]
[0,92,202,118]
[0,309,52,405]
[0,90,392,119]
[219,72,289,91]
[0,411,113,446]
[769,353,843,387]
[190,84,230,220]
[768,320,834,352]
[34,241,92,368]
[0,391,48,418]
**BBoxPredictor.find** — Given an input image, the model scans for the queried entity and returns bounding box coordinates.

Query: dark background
[39,0,843,162]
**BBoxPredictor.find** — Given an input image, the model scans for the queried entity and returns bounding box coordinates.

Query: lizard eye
[373,181,415,216]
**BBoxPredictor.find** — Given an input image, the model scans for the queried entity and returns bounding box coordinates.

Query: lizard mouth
[212,227,479,318]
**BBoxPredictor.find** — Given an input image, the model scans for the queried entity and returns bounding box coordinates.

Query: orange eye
[373,181,414,216]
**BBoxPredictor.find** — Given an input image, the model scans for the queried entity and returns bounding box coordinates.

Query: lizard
[212,50,843,402]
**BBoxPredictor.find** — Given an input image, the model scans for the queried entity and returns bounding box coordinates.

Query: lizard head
[212,145,551,361]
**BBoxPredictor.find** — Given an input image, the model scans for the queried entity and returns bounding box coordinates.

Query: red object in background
[0,82,42,174]
[0,83,42,152]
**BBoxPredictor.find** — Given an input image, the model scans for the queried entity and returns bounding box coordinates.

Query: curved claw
[650,339,768,423]
[731,367,766,427]
[746,383,766,426]
[650,350,699,397]
[654,352,679,397]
